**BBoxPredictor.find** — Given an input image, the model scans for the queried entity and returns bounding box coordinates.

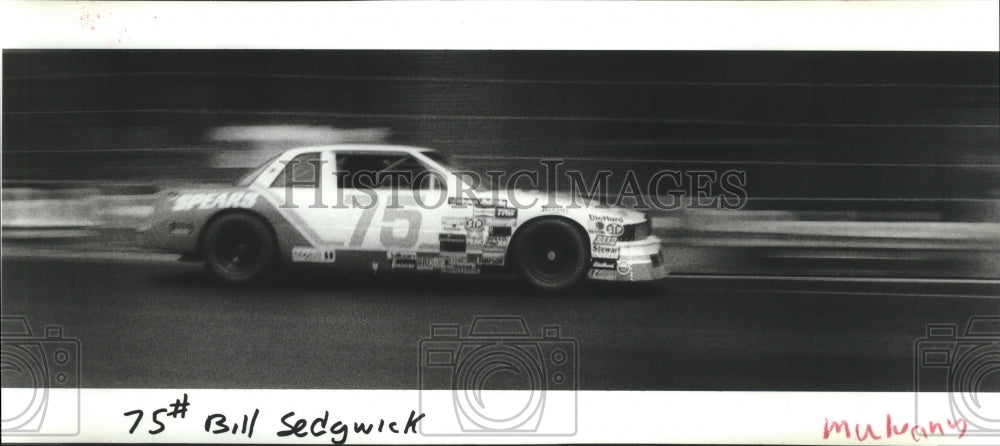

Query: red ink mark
[77,3,104,32]
[823,419,851,439]
[855,423,881,441]
[823,415,967,442]
[885,414,909,438]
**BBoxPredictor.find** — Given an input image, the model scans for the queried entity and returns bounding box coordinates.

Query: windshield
[234,153,283,187]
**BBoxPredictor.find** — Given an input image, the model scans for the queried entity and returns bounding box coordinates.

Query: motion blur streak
[3,51,999,280]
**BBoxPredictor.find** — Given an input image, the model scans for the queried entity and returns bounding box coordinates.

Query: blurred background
[3,50,998,279]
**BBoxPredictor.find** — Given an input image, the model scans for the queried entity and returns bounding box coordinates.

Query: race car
[140,144,666,292]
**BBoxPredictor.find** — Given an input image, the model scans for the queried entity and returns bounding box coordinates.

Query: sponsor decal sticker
[483,245,507,255]
[441,216,466,231]
[617,260,632,275]
[488,225,513,237]
[448,197,480,207]
[439,233,467,253]
[390,252,418,270]
[465,218,485,231]
[467,233,484,245]
[590,220,625,236]
[416,256,445,271]
[592,245,620,259]
[480,254,505,266]
[486,218,514,228]
[172,191,259,211]
[604,223,625,236]
[449,197,508,208]
[484,235,509,248]
[478,197,508,208]
[441,258,479,274]
[472,207,495,217]
[291,247,336,263]
[593,235,618,246]
[589,214,624,223]
[467,234,484,254]
[495,207,517,218]
[588,269,617,280]
[591,258,617,270]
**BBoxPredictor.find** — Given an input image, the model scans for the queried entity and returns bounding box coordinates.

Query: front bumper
[137,219,200,255]
[589,236,668,281]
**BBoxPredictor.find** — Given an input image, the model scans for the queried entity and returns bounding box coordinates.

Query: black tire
[201,213,278,285]
[511,218,589,293]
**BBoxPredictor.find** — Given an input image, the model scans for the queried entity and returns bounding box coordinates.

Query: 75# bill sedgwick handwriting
[123,392,426,444]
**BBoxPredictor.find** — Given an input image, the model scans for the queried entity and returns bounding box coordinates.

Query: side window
[336,154,442,190]
[270,152,323,188]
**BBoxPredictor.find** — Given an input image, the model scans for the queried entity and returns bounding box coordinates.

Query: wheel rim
[523,228,580,281]
[213,221,261,273]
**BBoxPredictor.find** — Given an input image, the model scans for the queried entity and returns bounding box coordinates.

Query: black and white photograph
[1,2,998,444]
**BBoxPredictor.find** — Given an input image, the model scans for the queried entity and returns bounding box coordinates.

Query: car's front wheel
[202,213,278,285]
[511,218,589,293]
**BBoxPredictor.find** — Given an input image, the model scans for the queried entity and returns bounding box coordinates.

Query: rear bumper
[588,236,668,282]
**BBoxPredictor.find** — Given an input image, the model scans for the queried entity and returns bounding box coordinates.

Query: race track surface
[2,253,996,391]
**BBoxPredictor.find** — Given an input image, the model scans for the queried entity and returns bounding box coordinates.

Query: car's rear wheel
[511,218,589,293]
[202,213,277,285]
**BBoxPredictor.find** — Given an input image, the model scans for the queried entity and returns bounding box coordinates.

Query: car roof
[281,144,435,157]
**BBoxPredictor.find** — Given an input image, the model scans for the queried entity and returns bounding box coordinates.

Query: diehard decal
[172,191,259,211]
[291,247,336,263]
[589,214,624,223]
